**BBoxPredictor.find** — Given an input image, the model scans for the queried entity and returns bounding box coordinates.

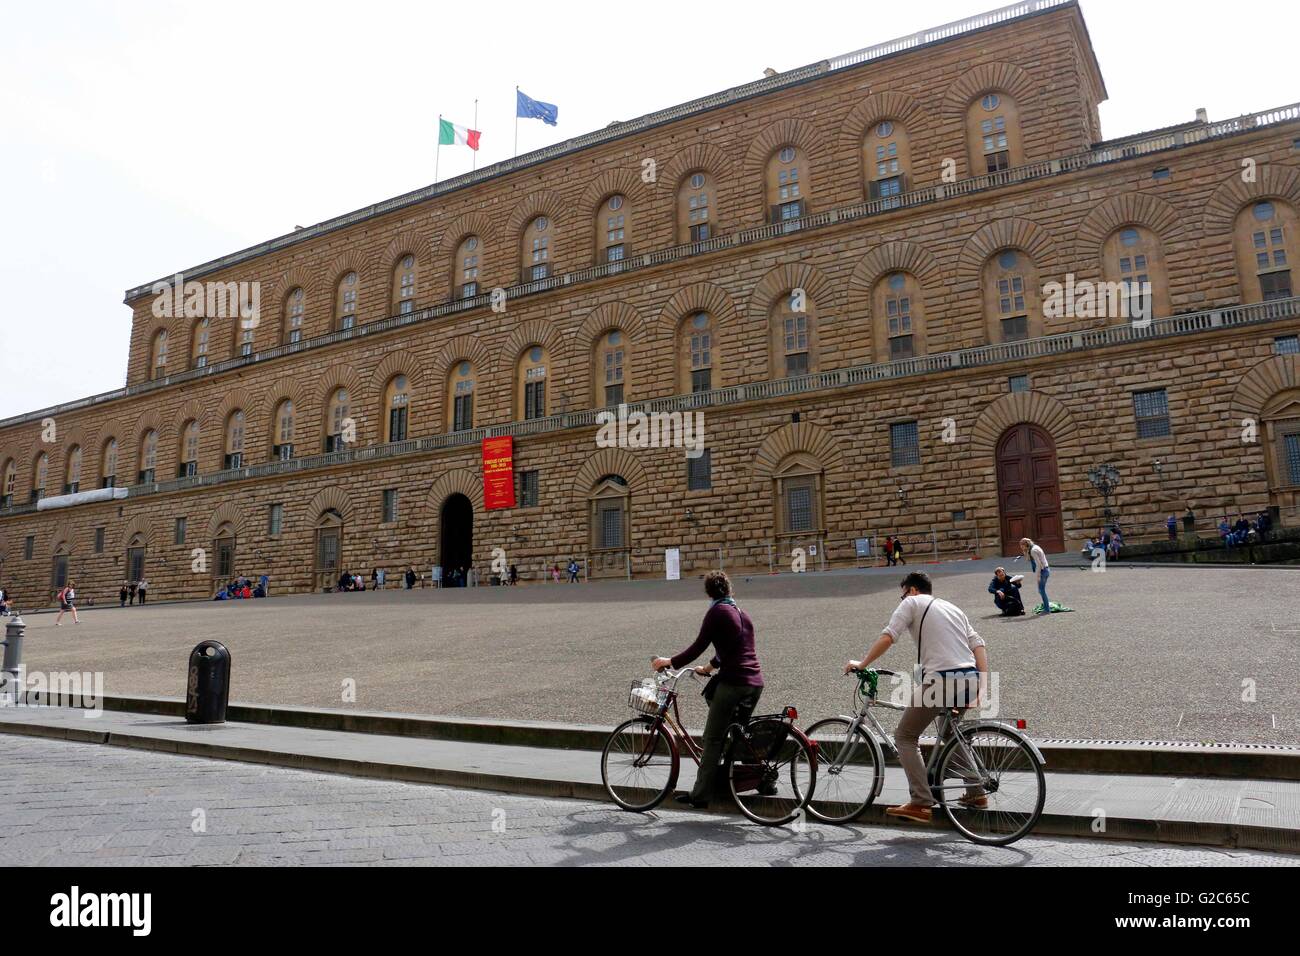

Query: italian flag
[439,118,481,151]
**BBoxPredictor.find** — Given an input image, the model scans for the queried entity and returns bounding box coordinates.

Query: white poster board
[665,547,681,581]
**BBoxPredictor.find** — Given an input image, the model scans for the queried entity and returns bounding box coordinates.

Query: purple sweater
[671,602,764,687]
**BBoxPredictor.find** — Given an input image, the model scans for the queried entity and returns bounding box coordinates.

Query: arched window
[32,453,48,501]
[1102,226,1171,323]
[873,272,926,362]
[455,236,481,299]
[178,421,200,477]
[588,474,630,572]
[214,521,237,581]
[517,347,548,420]
[523,217,550,281]
[101,439,118,488]
[336,272,358,330]
[766,146,807,223]
[966,91,1023,175]
[285,287,305,344]
[1234,200,1296,303]
[384,375,410,442]
[598,195,629,264]
[864,119,912,205]
[393,254,418,315]
[64,445,82,494]
[595,330,626,406]
[224,411,245,469]
[448,362,475,431]
[1,459,16,507]
[1261,388,1300,497]
[137,430,157,484]
[191,318,210,368]
[982,249,1042,343]
[770,291,817,377]
[677,313,714,393]
[677,171,715,244]
[314,508,344,591]
[273,400,295,460]
[236,314,255,357]
[324,388,351,452]
[150,330,168,380]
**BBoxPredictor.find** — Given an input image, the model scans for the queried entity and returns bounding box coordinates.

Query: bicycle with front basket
[600,667,817,826]
[805,667,1046,845]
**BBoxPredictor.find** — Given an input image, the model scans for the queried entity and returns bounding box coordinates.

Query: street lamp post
[1087,462,1121,528]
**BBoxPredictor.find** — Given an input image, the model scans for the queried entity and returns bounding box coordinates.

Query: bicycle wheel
[935,725,1045,846]
[601,716,679,812]
[804,717,884,824]
[727,717,816,827]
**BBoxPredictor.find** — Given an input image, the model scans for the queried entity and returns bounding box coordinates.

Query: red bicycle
[600,668,817,826]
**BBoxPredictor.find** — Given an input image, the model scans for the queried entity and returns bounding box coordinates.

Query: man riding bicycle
[844,571,988,824]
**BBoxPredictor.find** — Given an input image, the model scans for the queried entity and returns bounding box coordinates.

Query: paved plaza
[2,734,1294,867]
[12,558,1300,744]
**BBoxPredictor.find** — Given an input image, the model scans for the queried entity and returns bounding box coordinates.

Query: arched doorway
[126,534,147,583]
[439,493,473,585]
[214,522,237,585]
[995,423,1064,556]
[315,509,344,590]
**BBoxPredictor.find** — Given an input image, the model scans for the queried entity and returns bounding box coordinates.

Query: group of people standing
[117,579,149,607]
[880,536,906,566]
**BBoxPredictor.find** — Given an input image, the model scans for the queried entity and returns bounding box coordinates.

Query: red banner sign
[482,436,515,510]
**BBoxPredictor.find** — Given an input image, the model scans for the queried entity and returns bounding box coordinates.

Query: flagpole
[472,99,479,171]
[514,86,519,158]
[435,113,442,182]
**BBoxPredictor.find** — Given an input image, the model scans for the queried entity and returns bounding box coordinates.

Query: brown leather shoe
[884,803,933,823]
[956,794,989,809]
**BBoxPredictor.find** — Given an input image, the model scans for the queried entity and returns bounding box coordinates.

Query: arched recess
[120,514,158,550]
[89,418,125,486]
[661,143,737,195]
[318,248,367,295]
[747,262,839,377]
[49,520,76,555]
[969,391,1080,457]
[305,486,355,524]
[495,319,570,377]
[1075,192,1187,262]
[428,468,486,513]
[848,240,944,310]
[52,425,91,491]
[432,336,494,386]
[367,351,425,443]
[577,302,648,404]
[372,229,433,314]
[506,190,566,276]
[268,264,318,342]
[435,211,497,290]
[941,62,1038,122]
[956,218,1059,284]
[839,91,934,196]
[314,360,364,423]
[206,501,246,540]
[657,282,741,388]
[579,169,652,263]
[742,117,830,220]
[571,448,650,499]
[1202,164,1300,237]
[752,421,845,480]
[130,408,164,477]
[1230,354,1300,420]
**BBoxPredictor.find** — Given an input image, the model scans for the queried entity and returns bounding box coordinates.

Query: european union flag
[517,89,559,127]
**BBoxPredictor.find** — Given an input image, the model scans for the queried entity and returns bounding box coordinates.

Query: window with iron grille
[268,503,284,536]
[1286,433,1300,486]
[519,470,539,507]
[93,527,104,553]
[453,393,474,432]
[24,536,34,560]
[785,483,813,533]
[1001,316,1028,341]
[1276,335,1300,355]
[524,379,546,420]
[174,517,187,545]
[889,335,914,361]
[1009,375,1030,393]
[1133,388,1171,438]
[599,503,625,549]
[890,421,921,467]
[382,489,398,524]
[389,406,408,442]
[1260,271,1292,301]
[687,450,712,491]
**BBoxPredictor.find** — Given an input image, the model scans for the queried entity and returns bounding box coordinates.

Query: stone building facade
[2,0,1300,604]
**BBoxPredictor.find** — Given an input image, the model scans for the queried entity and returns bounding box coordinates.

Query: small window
[1275,335,1300,355]
[382,489,398,524]
[174,517,187,545]
[952,510,967,522]
[520,469,540,507]
[1009,374,1030,393]
[1253,201,1276,222]
[687,450,712,491]
[24,535,34,560]
[1133,388,1171,438]
[94,527,105,553]
[1001,316,1029,341]
[890,421,921,467]
[1152,167,1171,181]
[268,503,284,536]
[876,120,894,137]
[690,172,705,189]
[997,250,1018,270]
[981,93,1000,111]
[779,146,796,163]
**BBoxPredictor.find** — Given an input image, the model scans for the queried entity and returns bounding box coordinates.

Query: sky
[1,0,1298,420]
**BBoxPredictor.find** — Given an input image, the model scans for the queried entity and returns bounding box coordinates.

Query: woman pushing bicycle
[652,570,765,809]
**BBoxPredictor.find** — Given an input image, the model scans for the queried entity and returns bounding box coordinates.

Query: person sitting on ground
[214,585,229,600]
[988,567,1025,616]
[652,571,765,810]
[337,570,351,592]
[1108,528,1123,559]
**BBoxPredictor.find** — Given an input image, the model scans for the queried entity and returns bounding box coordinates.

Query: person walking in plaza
[883,535,895,567]
[405,566,417,590]
[892,537,906,565]
[55,581,80,626]
[1020,537,1052,613]
[567,558,580,583]
[118,581,128,608]
[1166,513,1178,540]
[845,570,988,823]
[137,578,148,604]
[652,571,765,809]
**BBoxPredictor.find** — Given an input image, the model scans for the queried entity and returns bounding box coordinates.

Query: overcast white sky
[2,0,1297,420]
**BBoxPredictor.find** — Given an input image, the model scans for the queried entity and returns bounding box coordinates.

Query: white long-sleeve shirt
[883,594,985,675]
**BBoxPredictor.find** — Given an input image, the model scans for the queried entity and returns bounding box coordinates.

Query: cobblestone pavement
[14,559,1300,743]
[3,736,1295,866]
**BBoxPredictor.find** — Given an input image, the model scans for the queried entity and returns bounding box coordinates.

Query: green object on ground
[1033,601,1074,614]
